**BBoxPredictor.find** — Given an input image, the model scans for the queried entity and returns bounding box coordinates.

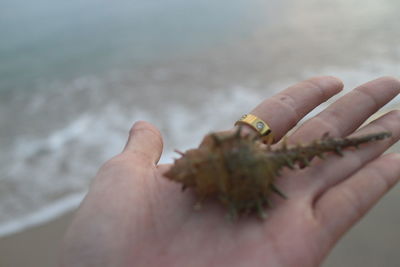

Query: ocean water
[1,0,400,237]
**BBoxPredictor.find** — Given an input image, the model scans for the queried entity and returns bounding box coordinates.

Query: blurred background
[0,0,399,266]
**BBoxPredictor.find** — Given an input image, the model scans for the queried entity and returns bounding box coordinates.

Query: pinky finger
[314,153,400,239]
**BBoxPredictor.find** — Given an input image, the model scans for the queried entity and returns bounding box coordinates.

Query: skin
[61,76,400,267]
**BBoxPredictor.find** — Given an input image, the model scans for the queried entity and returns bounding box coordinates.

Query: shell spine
[164,129,391,219]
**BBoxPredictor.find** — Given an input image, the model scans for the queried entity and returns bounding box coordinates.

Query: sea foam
[1,60,399,237]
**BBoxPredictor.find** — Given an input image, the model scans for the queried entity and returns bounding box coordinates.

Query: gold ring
[235,114,273,137]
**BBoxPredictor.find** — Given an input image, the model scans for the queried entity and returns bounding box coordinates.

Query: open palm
[61,76,400,267]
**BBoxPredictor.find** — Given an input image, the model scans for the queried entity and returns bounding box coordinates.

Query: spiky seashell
[164,128,391,219]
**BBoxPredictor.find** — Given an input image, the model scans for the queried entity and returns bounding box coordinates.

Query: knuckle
[365,161,396,194]
[276,93,297,108]
[312,117,342,137]
[319,108,343,127]
[354,89,380,109]
[370,111,400,140]
[303,76,343,98]
[378,76,400,86]
[302,79,326,97]
[98,152,152,182]
[129,121,163,148]
[100,154,128,172]
[339,187,365,218]
[128,150,154,165]
[129,121,149,136]
[345,153,364,170]
[271,96,300,126]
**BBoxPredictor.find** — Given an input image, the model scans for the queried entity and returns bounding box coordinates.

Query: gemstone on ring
[234,114,272,137]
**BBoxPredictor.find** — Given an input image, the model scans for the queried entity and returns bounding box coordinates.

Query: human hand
[61,76,400,267]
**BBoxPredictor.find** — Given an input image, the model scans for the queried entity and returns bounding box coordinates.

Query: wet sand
[0,212,74,267]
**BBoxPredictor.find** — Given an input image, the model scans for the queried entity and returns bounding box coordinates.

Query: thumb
[123,121,163,165]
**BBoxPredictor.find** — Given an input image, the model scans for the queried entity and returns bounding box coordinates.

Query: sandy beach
[0,212,74,267]
[2,0,400,266]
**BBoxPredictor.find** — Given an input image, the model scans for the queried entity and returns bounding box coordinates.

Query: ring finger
[239,76,344,141]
